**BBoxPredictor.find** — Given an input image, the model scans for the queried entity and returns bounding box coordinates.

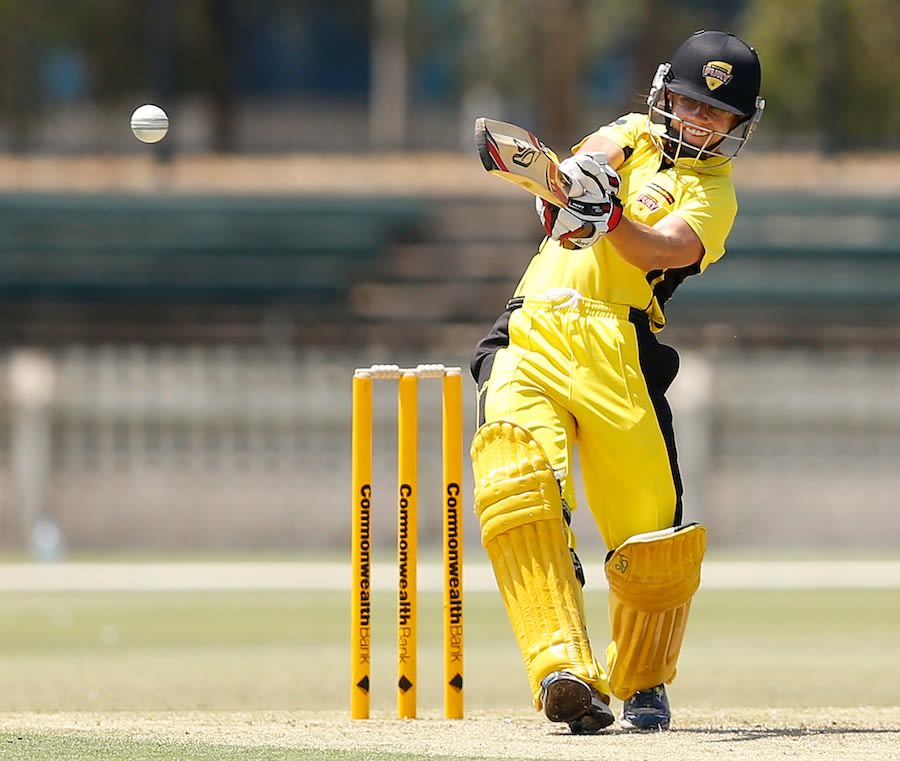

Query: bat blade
[474,117,572,206]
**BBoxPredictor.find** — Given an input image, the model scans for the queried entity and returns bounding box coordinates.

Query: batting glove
[558,152,621,199]
[536,194,623,249]
[551,202,623,248]
[534,152,623,249]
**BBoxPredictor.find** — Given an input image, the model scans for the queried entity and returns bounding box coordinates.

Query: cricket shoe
[620,684,671,731]
[539,671,615,734]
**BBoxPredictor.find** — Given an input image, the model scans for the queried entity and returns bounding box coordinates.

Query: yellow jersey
[514,112,738,331]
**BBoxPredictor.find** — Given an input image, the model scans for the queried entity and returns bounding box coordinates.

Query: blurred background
[0,0,898,559]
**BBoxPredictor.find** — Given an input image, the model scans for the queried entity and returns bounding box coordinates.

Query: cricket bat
[474,117,573,206]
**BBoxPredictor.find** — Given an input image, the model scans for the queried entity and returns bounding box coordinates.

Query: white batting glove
[534,152,623,248]
[558,152,621,200]
[536,194,623,249]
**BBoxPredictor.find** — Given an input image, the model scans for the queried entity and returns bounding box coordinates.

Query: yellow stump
[442,370,464,719]
[397,372,418,719]
[349,363,464,721]
[350,370,373,720]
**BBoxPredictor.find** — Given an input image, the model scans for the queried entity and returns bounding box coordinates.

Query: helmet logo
[702,60,733,91]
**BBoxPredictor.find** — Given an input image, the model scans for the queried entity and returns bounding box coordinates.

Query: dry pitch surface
[4,562,898,759]
[5,708,900,761]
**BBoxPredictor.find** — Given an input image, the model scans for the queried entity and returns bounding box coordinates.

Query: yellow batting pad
[471,421,608,707]
[604,523,706,700]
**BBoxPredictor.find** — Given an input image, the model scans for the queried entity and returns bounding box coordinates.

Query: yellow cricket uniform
[472,112,738,551]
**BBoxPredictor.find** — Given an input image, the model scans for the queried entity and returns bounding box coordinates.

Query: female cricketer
[470,30,764,733]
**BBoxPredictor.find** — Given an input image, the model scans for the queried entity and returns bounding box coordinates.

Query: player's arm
[606,214,704,271]
[574,135,704,270]
[573,134,626,171]
[544,177,704,269]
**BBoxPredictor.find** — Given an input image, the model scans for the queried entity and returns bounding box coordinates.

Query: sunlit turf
[2,587,898,713]
[0,733,480,761]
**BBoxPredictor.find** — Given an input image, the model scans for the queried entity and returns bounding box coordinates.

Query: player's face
[669,93,740,147]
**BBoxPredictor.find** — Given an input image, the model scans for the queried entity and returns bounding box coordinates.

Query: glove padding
[543,200,623,249]
[535,152,623,249]
[559,152,621,199]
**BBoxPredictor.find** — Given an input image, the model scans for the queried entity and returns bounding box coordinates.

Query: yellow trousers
[474,295,683,551]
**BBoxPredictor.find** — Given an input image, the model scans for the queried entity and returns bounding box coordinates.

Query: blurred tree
[446,0,750,149]
[0,0,895,152]
[627,0,751,109]
[742,0,900,150]
[0,1,41,151]
[147,0,176,160]
[199,0,239,152]
[449,0,647,147]
[0,0,372,151]
[371,0,408,149]
[537,0,587,146]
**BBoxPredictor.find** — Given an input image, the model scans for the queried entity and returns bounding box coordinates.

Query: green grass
[0,735,482,761]
[1,586,898,759]
[1,734,292,761]
[0,589,518,712]
[2,587,898,712]
[681,589,900,706]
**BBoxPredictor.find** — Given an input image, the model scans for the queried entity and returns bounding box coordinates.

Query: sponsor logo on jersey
[638,193,660,211]
[638,180,674,212]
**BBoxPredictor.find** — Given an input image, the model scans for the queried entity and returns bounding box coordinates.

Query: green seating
[1,190,896,328]
[674,194,900,313]
[0,194,425,306]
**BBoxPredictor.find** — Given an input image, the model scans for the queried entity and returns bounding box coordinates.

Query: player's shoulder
[674,155,735,192]
[578,112,647,154]
[683,171,737,211]
[692,168,737,200]
[596,112,645,136]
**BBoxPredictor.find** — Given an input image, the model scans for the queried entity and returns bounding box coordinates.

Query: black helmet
[646,30,765,166]
[665,30,761,118]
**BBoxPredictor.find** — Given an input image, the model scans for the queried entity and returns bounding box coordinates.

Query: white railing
[4,345,900,555]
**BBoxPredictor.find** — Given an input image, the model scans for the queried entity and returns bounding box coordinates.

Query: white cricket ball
[130,104,169,144]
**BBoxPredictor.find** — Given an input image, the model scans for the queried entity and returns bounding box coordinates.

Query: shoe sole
[543,677,592,723]
[620,717,670,732]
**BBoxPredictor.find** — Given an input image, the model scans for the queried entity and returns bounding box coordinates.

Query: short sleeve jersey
[514,112,738,331]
